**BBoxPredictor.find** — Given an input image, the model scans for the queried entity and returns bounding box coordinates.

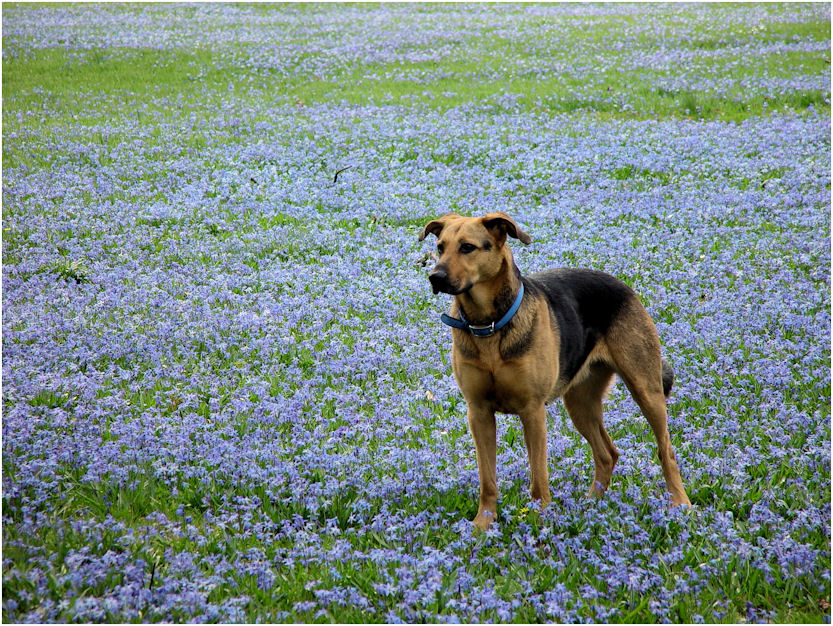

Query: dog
[419,212,691,530]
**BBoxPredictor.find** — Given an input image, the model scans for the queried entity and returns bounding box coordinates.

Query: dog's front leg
[519,403,552,508]
[467,403,497,530]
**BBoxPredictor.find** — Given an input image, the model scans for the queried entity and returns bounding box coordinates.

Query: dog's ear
[419,213,457,241]
[482,212,531,246]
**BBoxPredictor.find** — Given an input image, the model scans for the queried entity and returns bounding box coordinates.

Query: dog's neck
[456,256,522,327]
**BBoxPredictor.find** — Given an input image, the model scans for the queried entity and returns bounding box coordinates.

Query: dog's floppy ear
[419,213,458,241]
[481,212,531,245]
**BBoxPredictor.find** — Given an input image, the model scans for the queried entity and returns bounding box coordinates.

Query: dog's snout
[428,267,451,294]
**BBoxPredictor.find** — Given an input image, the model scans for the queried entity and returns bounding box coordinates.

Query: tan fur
[421,213,691,530]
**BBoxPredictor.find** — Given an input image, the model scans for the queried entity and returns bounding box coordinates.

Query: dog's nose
[428,268,451,294]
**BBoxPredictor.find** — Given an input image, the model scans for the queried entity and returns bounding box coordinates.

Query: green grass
[3,6,829,122]
[5,453,824,622]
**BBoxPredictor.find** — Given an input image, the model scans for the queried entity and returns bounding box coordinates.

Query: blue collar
[440,283,525,338]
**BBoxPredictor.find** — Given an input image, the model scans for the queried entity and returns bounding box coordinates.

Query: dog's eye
[459,243,477,254]
[437,243,445,255]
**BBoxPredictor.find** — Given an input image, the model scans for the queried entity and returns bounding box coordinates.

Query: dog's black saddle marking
[525,269,632,384]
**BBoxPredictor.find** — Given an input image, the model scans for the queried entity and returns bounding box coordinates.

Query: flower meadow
[2,3,830,623]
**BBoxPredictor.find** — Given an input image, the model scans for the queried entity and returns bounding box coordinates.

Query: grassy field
[2,3,830,623]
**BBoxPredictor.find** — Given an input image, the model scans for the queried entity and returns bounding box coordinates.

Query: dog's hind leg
[607,305,692,507]
[623,378,691,506]
[563,363,619,496]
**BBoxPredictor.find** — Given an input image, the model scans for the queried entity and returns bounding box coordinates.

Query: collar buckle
[467,321,496,337]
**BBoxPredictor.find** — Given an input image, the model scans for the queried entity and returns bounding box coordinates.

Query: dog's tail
[661,359,674,398]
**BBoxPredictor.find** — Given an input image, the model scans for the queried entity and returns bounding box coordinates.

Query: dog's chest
[451,334,558,414]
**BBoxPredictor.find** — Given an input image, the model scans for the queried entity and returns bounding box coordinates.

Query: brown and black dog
[420,212,691,530]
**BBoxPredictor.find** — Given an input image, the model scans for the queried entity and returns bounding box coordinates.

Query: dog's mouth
[430,279,472,296]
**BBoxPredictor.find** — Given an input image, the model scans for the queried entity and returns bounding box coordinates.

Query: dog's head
[418,212,531,295]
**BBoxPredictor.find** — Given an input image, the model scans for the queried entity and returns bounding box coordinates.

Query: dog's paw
[473,510,496,531]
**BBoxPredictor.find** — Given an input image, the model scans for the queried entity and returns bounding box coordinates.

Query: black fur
[661,359,674,397]
[499,315,537,361]
[524,269,633,385]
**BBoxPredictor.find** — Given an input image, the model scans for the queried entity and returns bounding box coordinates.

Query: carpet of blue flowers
[2,3,830,623]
